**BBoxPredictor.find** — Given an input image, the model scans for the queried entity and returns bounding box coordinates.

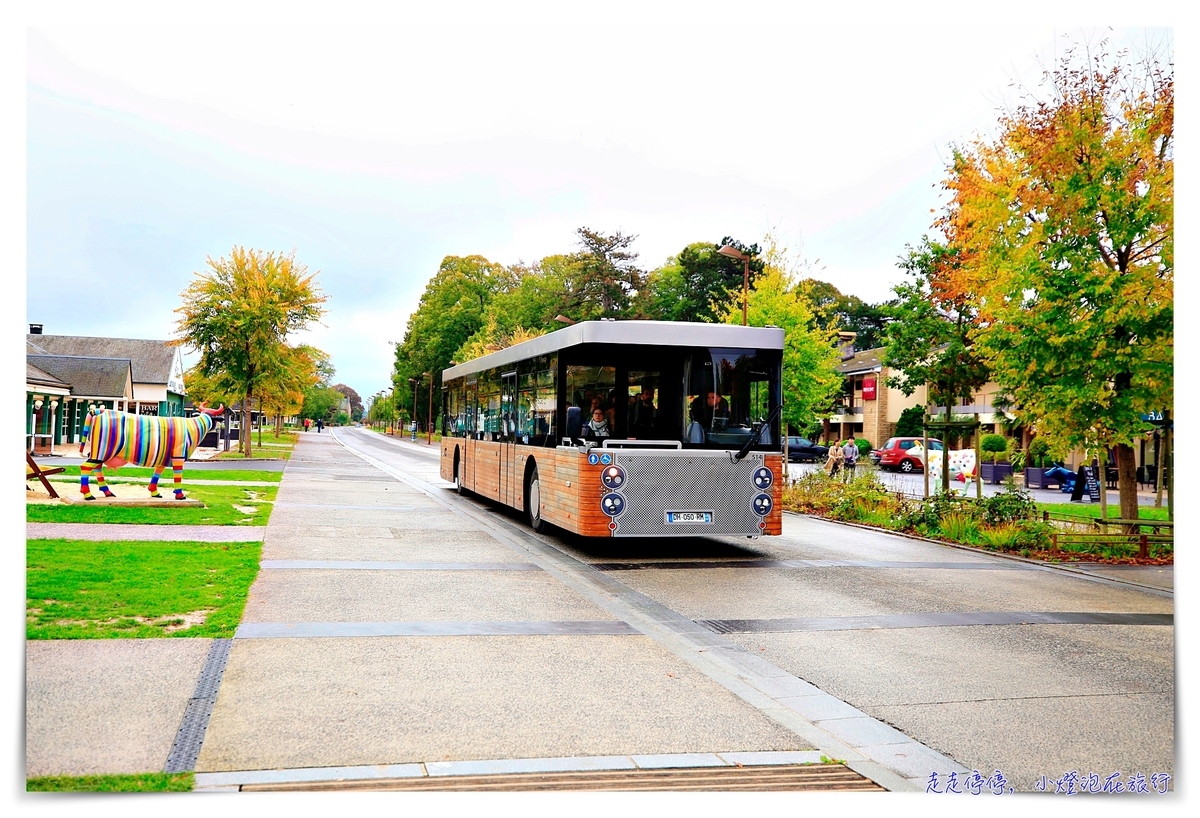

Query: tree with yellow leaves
[174,247,327,456]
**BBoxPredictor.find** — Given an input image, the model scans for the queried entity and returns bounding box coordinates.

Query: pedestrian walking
[316,417,324,433]
[842,435,859,481]
[824,442,843,477]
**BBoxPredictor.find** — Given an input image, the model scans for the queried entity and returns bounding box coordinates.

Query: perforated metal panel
[610,452,764,537]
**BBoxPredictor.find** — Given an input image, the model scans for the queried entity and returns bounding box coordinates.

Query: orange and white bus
[439,320,784,538]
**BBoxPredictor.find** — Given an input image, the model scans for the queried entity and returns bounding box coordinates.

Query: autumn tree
[175,247,327,456]
[260,344,326,434]
[883,238,992,491]
[331,383,363,421]
[946,40,1173,521]
[718,235,842,434]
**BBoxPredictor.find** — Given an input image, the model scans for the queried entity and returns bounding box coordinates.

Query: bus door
[500,370,518,507]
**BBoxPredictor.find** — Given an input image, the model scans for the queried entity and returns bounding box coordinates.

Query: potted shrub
[1024,438,1052,489]
[980,434,1012,483]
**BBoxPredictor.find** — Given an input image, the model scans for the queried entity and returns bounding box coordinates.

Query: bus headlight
[601,465,626,489]
[601,493,626,517]
[752,493,773,516]
[753,466,773,489]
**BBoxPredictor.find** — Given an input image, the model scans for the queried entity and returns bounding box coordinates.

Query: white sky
[10,4,1175,400]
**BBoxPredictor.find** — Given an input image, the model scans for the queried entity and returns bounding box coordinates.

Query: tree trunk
[243,389,253,457]
[1117,442,1138,534]
[941,404,951,494]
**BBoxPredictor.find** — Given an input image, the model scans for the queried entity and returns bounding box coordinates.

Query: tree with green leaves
[393,254,511,426]
[893,405,926,438]
[883,238,992,492]
[453,256,578,359]
[641,239,764,323]
[568,227,644,319]
[946,39,1173,522]
[175,247,326,456]
[718,236,841,435]
[801,279,891,350]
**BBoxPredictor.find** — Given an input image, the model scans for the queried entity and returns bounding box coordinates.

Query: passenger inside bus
[629,386,657,437]
[585,408,611,438]
[689,390,730,429]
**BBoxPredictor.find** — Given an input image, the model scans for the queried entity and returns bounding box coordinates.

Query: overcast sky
[13,7,1175,401]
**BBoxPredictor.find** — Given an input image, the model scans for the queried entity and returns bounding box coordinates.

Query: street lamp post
[30,398,42,453]
[408,376,420,441]
[425,372,434,444]
[716,244,751,326]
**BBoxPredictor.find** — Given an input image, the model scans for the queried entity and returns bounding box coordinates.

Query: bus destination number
[666,511,713,524]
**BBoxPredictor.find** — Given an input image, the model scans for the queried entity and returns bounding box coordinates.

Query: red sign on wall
[862,377,877,400]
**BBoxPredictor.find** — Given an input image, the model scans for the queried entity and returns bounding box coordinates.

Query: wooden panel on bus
[764,454,784,536]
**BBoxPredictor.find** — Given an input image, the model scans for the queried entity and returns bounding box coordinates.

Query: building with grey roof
[25,325,182,453]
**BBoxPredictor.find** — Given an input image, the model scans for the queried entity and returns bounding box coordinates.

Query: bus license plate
[666,511,713,524]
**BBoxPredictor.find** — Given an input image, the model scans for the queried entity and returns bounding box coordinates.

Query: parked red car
[876,437,943,473]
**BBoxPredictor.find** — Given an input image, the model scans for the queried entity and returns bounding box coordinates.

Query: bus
[439,320,785,538]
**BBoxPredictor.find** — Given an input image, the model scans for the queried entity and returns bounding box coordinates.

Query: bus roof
[442,320,785,381]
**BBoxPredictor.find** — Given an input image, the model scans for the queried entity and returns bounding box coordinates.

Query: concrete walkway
[25,431,1172,790]
[194,432,824,783]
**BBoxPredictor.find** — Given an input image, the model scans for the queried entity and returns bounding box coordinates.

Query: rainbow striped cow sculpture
[77,404,225,500]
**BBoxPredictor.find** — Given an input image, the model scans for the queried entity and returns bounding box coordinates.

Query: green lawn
[1036,502,1170,521]
[51,465,282,482]
[27,483,277,526]
[27,773,193,792]
[27,539,261,639]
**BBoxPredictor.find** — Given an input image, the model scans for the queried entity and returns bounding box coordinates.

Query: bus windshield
[683,348,777,447]
[558,344,780,450]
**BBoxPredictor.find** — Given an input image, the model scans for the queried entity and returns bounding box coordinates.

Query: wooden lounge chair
[26,452,65,499]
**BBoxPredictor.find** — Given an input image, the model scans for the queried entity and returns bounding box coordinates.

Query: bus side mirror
[565,406,582,438]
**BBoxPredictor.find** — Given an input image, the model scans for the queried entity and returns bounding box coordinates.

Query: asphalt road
[182,429,1172,792]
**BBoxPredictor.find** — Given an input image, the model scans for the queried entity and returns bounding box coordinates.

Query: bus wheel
[526,465,546,533]
[454,452,467,495]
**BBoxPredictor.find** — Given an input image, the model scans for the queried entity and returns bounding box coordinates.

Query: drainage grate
[240,763,884,792]
[698,611,1174,634]
[164,638,232,773]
